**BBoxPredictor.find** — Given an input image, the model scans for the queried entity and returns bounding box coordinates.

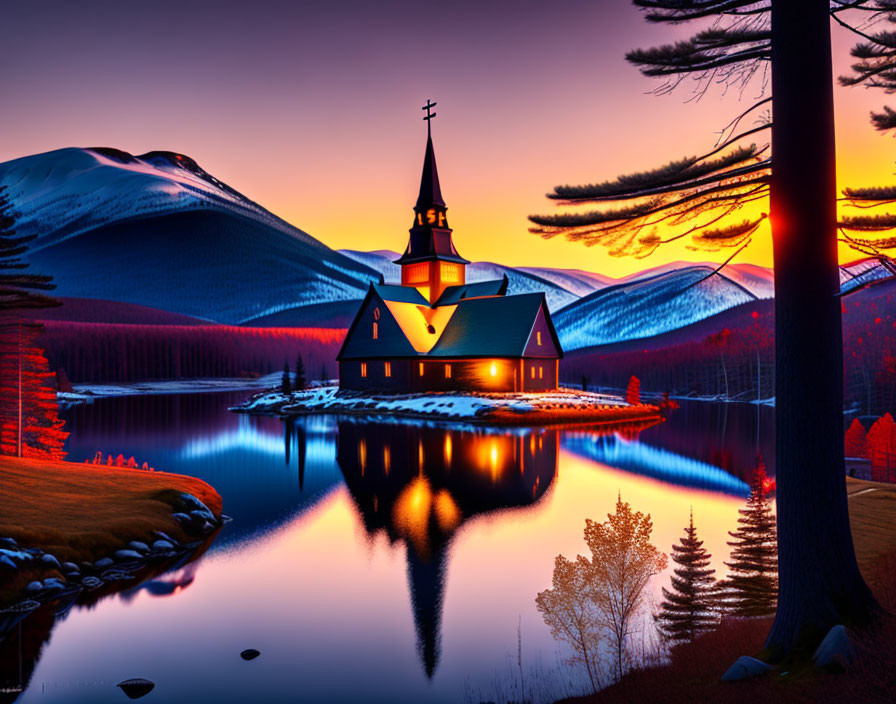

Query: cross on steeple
[422,99,437,134]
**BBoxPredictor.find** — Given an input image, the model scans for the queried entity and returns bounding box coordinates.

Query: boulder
[152,540,175,552]
[62,561,79,572]
[0,537,18,549]
[0,555,15,570]
[128,541,150,554]
[813,624,855,670]
[95,557,114,569]
[117,678,155,699]
[81,576,102,589]
[114,549,143,561]
[721,655,772,682]
[41,553,61,569]
[25,580,43,593]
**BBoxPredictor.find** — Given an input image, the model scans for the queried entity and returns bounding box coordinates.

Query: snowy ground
[58,373,304,403]
[235,385,662,426]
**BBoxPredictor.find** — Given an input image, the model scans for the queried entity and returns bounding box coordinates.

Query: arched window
[536,331,542,346]
[360,362,367,378]
[531,366,535,379]
[372,322,378,340]
[539,366,543,379]
[445,363,452,379]
[384,361,392,377]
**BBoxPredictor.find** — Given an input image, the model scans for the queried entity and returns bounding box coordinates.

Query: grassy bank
[562,478,896,704]
[0,455,221,602]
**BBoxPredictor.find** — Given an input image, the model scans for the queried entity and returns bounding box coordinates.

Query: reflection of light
[490,442,499,481]
[418,439,425,472]
[490,362,497,377]
[358,439,367,475]
[383,445,391,475]
[562,434,750,496]
[444,434,452,465]
[434,490,461,532]
[393,476,432,557]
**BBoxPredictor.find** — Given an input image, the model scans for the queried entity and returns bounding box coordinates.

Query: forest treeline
[35,321,344,383]
[565,284,896,417]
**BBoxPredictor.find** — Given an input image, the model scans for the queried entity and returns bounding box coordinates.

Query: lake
[5,393,774,703]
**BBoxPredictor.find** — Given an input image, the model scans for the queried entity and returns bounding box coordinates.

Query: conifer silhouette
[719,460,778,617]
[656,509,717,643]
[281,362,292,395]
[295,354,306,390]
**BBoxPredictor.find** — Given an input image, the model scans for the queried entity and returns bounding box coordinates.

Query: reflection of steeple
[336,421,558,678]
[407,546,446,679]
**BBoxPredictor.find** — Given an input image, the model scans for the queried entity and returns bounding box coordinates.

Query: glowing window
[445,363,452,379]
[489,362,497,377]
[536,331,542,346]
[360,362,367,378]
[531,366,535,379]
[539,366,543,379]
[419,362,425,376]
[440,263,461,283]
[384,361,391,377]
[372,322,378,340]
[404,262,428,284]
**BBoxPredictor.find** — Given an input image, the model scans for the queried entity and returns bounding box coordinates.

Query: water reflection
[14,393,767,703]
[336,421,559,677]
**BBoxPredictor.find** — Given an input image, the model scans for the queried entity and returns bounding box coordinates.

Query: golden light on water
[489,362,497,377]
[444,434,452,466]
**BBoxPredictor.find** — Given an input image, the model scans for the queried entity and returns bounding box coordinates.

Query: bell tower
[395,99,469,304]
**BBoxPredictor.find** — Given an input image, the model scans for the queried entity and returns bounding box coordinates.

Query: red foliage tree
[844,418,868,460]
[867,413,896,482]
[0,322,68,460]
[626,375,640,405]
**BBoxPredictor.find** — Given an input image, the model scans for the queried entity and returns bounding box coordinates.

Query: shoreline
[233,385,665,427]
[0,456,224,626]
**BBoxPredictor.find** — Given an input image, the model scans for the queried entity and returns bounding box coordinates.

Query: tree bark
[765,0,877,659]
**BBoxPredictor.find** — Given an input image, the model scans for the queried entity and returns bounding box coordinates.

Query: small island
[235,384,663,426]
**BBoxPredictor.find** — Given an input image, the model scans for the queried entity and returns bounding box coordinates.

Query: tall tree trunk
[765,0,877,659]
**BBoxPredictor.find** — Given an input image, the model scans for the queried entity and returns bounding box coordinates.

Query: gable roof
[337,286,419,360]
[373,283,429,305]
[433,276,508,306]
[428,293,553,358]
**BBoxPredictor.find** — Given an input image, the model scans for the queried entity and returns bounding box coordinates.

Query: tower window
[384,361,391,377]
[440,263,461,283]
[445,363,452,379]
[360,362,367,378]
[536,331,542,346]
[372,322,378,340]
[404,262,429,284]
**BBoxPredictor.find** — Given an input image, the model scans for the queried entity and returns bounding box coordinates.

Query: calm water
[6,393,773,703]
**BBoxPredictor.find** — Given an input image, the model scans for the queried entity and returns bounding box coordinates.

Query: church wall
[520,358,558,392]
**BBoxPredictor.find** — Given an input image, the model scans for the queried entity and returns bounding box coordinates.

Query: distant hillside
[563,275,896,416]
[27,298,210,325]
[553,265,761,350]
[0,147,379,324]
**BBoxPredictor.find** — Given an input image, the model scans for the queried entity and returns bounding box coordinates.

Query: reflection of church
[335,420,558,677]
[338,101,563,393]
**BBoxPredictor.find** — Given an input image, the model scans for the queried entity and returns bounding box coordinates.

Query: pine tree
[295,353,306,390]
[527,0,879,659]
[656,509,718,643]
[0,186,57,313]
[625,375,640,405]
[844,418,868,459]
[281,362,292,395]
[719,461,778,618]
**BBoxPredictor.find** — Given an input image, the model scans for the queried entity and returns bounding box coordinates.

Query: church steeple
[396,100,468,304]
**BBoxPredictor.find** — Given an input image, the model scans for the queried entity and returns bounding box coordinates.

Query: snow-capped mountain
[339,249,580,311]
[552,265,761,351]
[0,147,379,323]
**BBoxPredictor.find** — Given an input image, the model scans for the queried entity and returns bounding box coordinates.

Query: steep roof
[428,293,549,358]
[373,283,429,305]
[416,133,445,210]
[433,276,508,306]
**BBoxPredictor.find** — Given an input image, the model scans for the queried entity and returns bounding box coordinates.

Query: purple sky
[2,1,891,275]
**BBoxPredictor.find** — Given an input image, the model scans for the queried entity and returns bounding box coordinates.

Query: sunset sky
[2,0,893,277]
